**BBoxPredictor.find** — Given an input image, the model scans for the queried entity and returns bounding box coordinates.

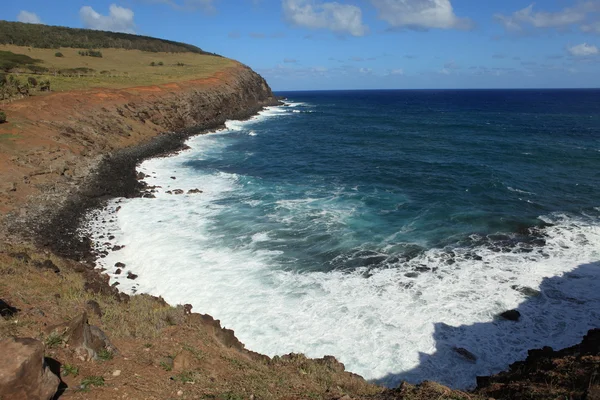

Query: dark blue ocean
[87,89,600,388]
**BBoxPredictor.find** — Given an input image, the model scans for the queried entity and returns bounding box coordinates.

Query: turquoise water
[87,90,600,388]
[191,90,600,270]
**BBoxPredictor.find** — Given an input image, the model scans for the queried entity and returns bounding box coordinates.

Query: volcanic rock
[0,337,60,400]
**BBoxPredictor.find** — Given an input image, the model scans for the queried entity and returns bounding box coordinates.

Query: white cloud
[567,42,599,56]
[370,0,473,30]
[80,4,136,33]
[495,2,600,32]
[388,68,404,75]
[17,10,41,24]
[581,20,600,33]
[282,0,368,37]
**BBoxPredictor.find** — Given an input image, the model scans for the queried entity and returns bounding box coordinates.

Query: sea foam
[81,101,600,389]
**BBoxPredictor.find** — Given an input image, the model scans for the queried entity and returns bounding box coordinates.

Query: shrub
[27,76,38,87]
[80,376,104,391]
[0,111,6,124]
[176,62,185,67]
[61,364,79,377]
[150,62,156,66]
[55,52,64,57]
[39,79,51,92]
[97,348,113,361]
[157,61,163,66]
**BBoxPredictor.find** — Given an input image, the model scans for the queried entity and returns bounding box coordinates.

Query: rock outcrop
[0,337,60,400]
[46,311,118,361]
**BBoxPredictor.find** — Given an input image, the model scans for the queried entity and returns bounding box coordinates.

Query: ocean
[83,89,600,388]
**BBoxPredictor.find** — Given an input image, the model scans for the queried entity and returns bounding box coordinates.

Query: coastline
[34,101,280,262]
[2,63,600,399]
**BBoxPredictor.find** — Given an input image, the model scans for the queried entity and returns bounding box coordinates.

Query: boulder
[173,349,197,372]
[0,299,18,318]
[46,312,118,361]
[34,260,60,274]
[453,347,477,362]
[172,189,184,195]
[499,310,521,321]
[187,189,203,194]
[136,171,147,180]
[127,272,138,280]
[0,337,60,400]
[85,300,103,317]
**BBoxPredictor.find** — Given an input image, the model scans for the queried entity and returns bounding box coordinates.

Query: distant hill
[0,20,215,55]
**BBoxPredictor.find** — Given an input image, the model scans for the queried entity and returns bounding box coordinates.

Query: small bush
[61,364,79,377]
[45,332,63,348]
[80,376,105,390]
[157,61,164,66]
[173,371,194,383]
[78,50,102,58]
[55,52,64,57]
[176,62,185,67]
[27,76,38,87]
[0,111,6,124]
[97,348,113,361]
[150,62,156,67]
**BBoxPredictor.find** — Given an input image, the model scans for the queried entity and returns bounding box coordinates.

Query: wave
[79,98,600,389]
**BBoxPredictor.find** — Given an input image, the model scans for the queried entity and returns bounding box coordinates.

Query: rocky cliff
[0,63,279,251]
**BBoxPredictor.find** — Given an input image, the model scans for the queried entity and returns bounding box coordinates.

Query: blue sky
[4,0,600,90]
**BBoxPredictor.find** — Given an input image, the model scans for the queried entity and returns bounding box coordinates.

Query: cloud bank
[80,4,136,33]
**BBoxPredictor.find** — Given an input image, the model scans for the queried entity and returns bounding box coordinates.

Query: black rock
[115,268,122,275]
[453,347,477,362]
[499,309,521,321]
[511,285,541,298]
[0,299,18,318]
[34,260,60,273]
[115,262,126,269]
[10,252,31,264]
[127,272,138,280]
[86,300,103,317]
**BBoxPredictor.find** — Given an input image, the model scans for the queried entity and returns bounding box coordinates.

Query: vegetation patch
[0,21,215,55]
[80,376,105,391]
[0,50,41,72]
[61,363,79,377]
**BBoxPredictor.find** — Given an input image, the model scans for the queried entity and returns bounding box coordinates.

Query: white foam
[80,114,600,389]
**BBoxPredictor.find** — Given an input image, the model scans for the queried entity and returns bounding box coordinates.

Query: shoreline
[33,101,279,263]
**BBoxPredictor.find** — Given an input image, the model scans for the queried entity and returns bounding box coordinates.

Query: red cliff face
[0,63,278,241]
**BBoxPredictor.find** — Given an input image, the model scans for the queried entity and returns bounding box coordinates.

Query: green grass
[173,371,195,383]
[160,360,173,371]
[80,375,105,391]
[61,363,79,377]
[97,348,114,361]
[45,332,63,348]
[0,45,235,92]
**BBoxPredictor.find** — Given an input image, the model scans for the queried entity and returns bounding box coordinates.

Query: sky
[4,0,600,90]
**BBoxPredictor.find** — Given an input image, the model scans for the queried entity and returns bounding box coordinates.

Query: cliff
[0,49,599,400]
[0,63,278,247]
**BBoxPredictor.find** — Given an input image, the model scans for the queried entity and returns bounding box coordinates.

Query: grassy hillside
[0,44,235,91]
[0,22,236,93]
[0,20,213,54]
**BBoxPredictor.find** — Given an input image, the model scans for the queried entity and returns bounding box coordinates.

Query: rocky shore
[1,62,600,400]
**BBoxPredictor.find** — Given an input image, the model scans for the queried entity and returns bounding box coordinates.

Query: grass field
[0,44,236,92]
